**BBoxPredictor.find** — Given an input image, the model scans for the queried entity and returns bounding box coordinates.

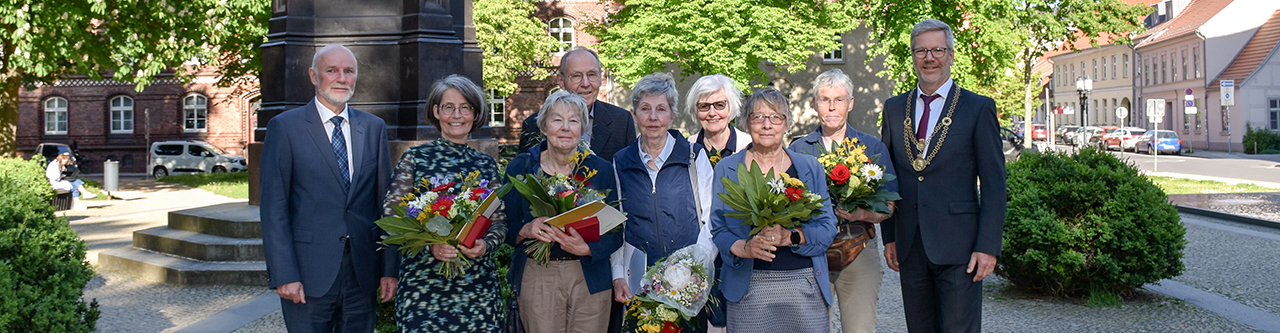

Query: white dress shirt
[913,78,954,156]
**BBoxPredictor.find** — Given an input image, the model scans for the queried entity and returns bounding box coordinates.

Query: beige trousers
[829,240,883,333]
[518,260,612,333]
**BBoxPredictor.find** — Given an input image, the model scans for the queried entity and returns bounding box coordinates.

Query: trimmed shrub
[0,158,100,332]
[1243,123,1280,154]
[996,148,1185,302]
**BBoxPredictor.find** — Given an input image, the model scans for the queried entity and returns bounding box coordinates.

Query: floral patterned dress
[383,138,505,333]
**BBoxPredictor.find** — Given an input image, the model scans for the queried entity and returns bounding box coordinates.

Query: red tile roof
[1135,0,1234,47]
[1209,10,1280,88]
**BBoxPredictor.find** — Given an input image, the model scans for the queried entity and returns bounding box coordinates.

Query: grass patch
[79,179,110,200]
[1147,176,1280,195]
[157,172,249,199]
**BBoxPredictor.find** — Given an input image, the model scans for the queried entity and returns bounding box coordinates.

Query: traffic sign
[1185,88,1194,95]
[1185,96,1197,114]
[1116,106,1128,119]
[1148,99,1166,118]
[1221,80,1235,106]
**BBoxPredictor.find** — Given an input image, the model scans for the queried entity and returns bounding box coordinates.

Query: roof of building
[1135,0,1234,47]
[1209,9,1280,88]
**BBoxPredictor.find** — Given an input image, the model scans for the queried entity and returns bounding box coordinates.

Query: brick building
[16,68,260,173]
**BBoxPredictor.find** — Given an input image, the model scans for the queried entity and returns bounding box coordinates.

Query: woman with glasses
[383,74,507,332]
[710,88,837,333]
[685,75,751,159]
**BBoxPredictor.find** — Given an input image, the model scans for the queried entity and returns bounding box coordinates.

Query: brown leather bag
[827,222,875,271]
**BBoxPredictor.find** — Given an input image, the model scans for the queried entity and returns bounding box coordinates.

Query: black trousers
[281,244,376,333]
[898,229,982,333]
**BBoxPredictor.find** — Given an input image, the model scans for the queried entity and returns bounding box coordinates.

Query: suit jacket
[259,100,397,297]
[710,148,837,305]
[879,84,1007,266]
[518,100,637,161]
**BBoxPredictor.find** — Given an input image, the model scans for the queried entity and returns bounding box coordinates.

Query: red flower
[432,181,456,192]
[431,198,454,218]
[661,321,682,333]
[557,190,576,199]
[785,187,804,201]
[470,188,487,200]
[571,174,591,186]
[829,164,850,185]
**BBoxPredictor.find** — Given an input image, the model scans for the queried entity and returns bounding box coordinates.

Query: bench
[52,190,72,211]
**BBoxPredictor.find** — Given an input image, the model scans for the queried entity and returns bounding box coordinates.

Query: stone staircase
[99,202,268,286]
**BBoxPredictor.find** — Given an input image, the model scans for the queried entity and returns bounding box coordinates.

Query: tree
[474,0,559,97]
[0,0,269,157]
[586,0,859,87]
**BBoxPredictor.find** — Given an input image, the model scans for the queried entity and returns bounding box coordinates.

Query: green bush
[1243,123,1280,154]
[0,158,100,332]
[996,148,1185,303]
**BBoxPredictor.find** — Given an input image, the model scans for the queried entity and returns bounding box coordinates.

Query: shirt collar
[315,97,349,124]
[916,78,955,101]
[639,132,677,168]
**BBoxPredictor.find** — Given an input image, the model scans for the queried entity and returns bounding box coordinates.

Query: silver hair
[684,74,744,120]
[630,72,679,115]
[910,19,955,51]
[424,74,488,132]
[559,46,602,74]
[812,69,854,100]
[740,88,794,133]
[537,90,592,136]
[311,44,358,74]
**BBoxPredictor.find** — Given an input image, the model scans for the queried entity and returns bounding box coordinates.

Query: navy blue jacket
[614,130,702,265]
[504,144,622,295]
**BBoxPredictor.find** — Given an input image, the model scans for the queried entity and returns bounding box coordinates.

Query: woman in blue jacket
[504,90,622,333]
[710,88,837,333]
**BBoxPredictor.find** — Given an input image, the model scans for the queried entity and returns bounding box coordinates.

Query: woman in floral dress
[382,74,505,332]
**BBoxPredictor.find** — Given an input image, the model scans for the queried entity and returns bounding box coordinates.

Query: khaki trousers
[519,260,612,333]
[829,240,883,333]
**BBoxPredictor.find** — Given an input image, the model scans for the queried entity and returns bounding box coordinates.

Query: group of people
[259,18,1006,333]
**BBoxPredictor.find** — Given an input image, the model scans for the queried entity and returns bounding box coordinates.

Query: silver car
[148,140,246,178]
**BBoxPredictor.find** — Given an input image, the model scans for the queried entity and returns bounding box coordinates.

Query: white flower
[408,191,438,209]
[767,178,786,194]
[664,263,692,290]
[861,164,883,181]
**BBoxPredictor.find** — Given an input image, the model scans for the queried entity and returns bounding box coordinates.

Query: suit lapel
[303,101,350,195]
[349,109,366,187]
[591,101,613,150]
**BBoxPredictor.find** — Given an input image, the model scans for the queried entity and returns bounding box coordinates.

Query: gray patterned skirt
[726,267,829,333]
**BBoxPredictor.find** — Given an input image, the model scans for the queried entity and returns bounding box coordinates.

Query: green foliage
[1242,123,1280,154]
[997,149,1185,300]
[474,0,558,96]
[0,158,100,332]
[587,0,858,87]
[493,243,515,304]
[156,172,249,199]
[717,161,825,235]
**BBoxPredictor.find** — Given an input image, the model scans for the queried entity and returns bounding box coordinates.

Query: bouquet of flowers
[816,138,900,215]
[717,161,826,236]
[376,171,507,279]
[626,245,716,333]
[508,150,614,265]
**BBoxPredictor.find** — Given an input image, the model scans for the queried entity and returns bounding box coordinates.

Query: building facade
[1205,10,1280,151]
[1050,41,1138,128]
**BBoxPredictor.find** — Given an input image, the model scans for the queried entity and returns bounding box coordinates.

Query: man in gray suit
[880,19,1007,333]
[518,46,636,161]
[259,44,398,332]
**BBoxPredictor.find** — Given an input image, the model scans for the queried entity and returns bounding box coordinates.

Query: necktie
[916,94,941,140]
[330,116,350,191]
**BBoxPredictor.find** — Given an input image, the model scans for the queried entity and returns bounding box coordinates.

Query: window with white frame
[110,96,134,133]
[1124,54,1129,78]
[1181,50,1187,82]
[823,34,844,63]
[1101,57,1107,80]
[1193,48,1200,78]
[549,17,574,54]
[183,94,208,132]
[1270,98,1279,130]
[1111,55,1117,79]
[44,97,68,135]
[487,88,506,127]
[1093,59,1098,79]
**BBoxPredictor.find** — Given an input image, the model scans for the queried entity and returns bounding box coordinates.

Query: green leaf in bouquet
[424,215,453,236]
[390,204,408,218]
[375,216,423,235]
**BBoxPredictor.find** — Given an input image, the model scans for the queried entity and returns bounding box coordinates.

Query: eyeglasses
[816,97,848,106]
[564,71,601,84]
[912,47,950,59]
[696,101,728,112]
[439,104,473,116]
[749,113,784,125]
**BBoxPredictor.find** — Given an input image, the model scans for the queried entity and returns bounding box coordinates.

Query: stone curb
[1176,205,1280,231]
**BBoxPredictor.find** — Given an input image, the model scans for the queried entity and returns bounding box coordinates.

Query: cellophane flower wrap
[626,245,716,333]
[816,138,901,214]
[507,150,614,266]
[717,161,825,236]
[376,171,508,279]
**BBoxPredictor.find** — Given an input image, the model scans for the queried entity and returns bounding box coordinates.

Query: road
[1043,144,1280,185]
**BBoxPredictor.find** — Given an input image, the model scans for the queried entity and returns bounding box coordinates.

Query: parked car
[1058,125,1081,143]
[148,140,247,178]
[1000,127,1028,161]
[1102,127,1147,151]
[34,142,74,166]
[1135,130,1182,155]
[1072,126,1105,147]
[1030,124,1049,141]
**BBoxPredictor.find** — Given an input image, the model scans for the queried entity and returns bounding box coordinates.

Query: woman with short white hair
[685,75,751,159]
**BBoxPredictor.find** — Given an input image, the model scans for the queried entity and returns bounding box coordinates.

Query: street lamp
[1076,75,1093,127]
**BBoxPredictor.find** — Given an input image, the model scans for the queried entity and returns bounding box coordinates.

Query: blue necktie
[330,116,350,191]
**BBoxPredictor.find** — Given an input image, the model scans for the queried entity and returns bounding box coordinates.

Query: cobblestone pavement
[83,271,270,333]
[1173,214,1280,317]
[230,309,284,333]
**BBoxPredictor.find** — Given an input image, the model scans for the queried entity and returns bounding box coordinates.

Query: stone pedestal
[99,203,267,286]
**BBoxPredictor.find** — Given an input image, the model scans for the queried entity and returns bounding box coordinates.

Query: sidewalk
[1181,149,1280,163]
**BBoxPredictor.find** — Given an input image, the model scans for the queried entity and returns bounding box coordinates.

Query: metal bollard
[103,160,119,198]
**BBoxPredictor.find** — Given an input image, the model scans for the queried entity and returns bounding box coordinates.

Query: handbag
[826,221,874,271]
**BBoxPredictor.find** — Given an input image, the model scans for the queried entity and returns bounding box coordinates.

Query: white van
[148,140,246,178]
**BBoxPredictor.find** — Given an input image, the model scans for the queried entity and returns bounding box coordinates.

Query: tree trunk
[0,40,19,158]
[1021,53,1035,149]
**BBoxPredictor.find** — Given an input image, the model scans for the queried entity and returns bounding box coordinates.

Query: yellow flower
[844,156,858,166]
[641,323,661,333]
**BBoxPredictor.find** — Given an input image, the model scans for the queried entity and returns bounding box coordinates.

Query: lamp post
[1076,75,1093,128]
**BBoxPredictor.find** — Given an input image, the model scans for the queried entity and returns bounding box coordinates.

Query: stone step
[133,226,264,261]
[168,202,261,239]
[98,247,268,286]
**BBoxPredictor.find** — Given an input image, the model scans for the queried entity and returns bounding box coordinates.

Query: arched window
[111,96,134,134]
[184,94,208,132]
[549,17,575,54]
[45,97,68,135]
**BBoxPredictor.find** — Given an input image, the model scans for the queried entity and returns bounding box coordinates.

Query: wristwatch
[788,228,802,248]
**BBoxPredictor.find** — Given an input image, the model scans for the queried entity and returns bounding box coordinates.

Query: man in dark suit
[879,19,1007,333]
[518,46,636,161]
[259,44,398,332]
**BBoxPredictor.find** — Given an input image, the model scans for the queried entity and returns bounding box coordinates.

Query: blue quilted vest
[615,131,701,265]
